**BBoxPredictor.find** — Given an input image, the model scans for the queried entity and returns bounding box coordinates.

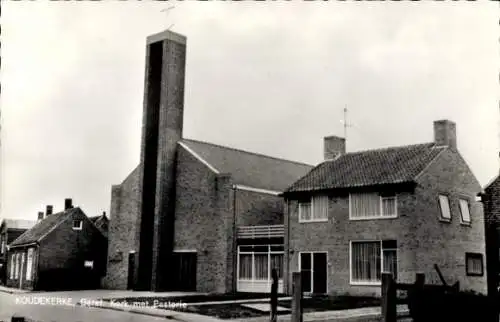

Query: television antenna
[340,106,354,141]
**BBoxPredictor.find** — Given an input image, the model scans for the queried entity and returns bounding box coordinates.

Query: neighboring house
[89,212,109,239]
[103,29,313,293]
[0,218,36,284]
[283,120,487,297]
[6,199,108,291]
[479,175,500,296]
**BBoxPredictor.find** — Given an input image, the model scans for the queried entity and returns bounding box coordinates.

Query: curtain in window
[351,193,380,218]
[467,255,482,275]
[351,242,381,282]
[271,254,284,279]
[254,254,268,280]
[312,196,328,220]
[10,255,14,279]
[382,197,396,216]
[299,202,312,221]
[382,249,397,279]
[239,254,252,279]
[26,249,34,281]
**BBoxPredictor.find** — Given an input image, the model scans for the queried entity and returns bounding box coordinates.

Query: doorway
[127,252,136,290]
[171,251,197,291]
[299,252,327,294]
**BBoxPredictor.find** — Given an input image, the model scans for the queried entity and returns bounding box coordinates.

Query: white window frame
[349,240,398,286]
[438,194,452,222]
[72,220,83,230]
[465,253,483,276]
[459,198,471,225]
[84,260,94,269]
[349,193,398,220]
[26,248,34,281]
[236,244,284,286]
[298,251,329,294]
[298,195,329,223]
[14,253,19,279]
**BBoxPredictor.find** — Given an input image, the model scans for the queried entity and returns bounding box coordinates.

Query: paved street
[0,291,186,322]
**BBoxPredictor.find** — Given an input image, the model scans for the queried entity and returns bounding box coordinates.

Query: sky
[1,1,499,221]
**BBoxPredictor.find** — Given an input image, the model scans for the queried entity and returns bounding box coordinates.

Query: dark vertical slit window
[138,41,163,289]
[300,253,312,293]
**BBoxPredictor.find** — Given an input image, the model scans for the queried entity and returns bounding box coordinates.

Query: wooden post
[381,273,396,322]
[291,272,302,322]
[270,269,278,322]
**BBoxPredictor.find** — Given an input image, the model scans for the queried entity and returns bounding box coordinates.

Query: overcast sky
[1,2,499,221]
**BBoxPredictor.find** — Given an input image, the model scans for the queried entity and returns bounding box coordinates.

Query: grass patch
[102,292,286,305]
[179,303,282,319]
[277,295,381,313]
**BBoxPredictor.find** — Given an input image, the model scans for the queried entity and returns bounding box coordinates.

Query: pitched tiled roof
[179,139,314,192]
[286,143,447,193]
[0,219,37,230]
[10,208,83,247]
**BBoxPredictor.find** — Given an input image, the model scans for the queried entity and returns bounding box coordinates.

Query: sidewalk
[80,298,409,322]
[0,285,30,294]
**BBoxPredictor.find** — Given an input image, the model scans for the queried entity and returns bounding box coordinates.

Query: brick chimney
[434,120,457,150]
[64,198,73,210]
[46,205,53,216]
[324,135,346,161]
[37,211,44,221]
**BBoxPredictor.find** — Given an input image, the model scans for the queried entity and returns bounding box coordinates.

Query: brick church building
[104,30,312,293]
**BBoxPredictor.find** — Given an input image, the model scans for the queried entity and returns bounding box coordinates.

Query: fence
[381,271,498,322]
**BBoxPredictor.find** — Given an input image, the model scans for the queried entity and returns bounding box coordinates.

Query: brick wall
[6,247,38,290]
[484,176,500,296]
[103,167,141,290]
[414,148,486,293]
[285,189,416,297]
[173,146,230,293]
[285,147,487,296]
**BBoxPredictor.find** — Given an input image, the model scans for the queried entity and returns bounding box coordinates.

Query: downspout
[232,185,237,294]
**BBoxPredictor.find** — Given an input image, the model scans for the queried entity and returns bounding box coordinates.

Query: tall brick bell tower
[136,30,187,291]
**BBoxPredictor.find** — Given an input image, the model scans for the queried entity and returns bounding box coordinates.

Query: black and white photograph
[0,1,498,322]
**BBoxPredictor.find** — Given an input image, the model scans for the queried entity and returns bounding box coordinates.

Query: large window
[1,239,5,255]
[299,195,329,222]
[438,195,452,221]
[238,245,284,283]
[14,254,19,279]
[459,199,471,224]
[349,193,397,220]
[350,240,398,284]
[465,253,483,276]
[26,248,34,281]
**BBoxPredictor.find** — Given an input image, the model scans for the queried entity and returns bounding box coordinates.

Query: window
[438,195,451,221]
[10,255,14,279]
[237,244,284,292]
[26,248,34,281]
[14,254,19,279]
[299,195,328,222]
[459,199,471,224]
[350,240,398,284]
[466,253,483,276]
[84,260,94,269]
[1,239,5,254]
[73,220,83,230]
[349,193,397,219]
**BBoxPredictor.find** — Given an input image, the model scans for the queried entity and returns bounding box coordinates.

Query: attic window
[438,195,452,222]
[459,199,471,224]
[72,220,83,230]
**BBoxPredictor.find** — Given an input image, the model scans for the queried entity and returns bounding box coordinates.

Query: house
[0,218,36,284]
[283,120,487,297]
[89,212,109,239]
[103,29,313,293]
[6,199,108,291]
[479,174,500,296]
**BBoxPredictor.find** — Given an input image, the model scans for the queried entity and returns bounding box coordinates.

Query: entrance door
[299,252,327,294]
[127,253,136,290]
[171,252,197,291]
